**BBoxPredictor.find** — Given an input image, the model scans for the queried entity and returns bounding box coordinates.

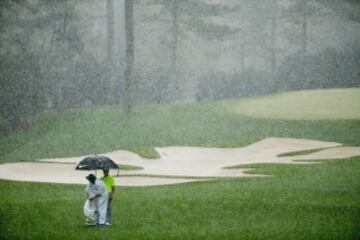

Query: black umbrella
[75,155,119,176]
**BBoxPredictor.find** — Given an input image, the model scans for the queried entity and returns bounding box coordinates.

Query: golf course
[0,88,359,239]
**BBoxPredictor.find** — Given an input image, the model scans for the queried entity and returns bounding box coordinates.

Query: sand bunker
[0,138,359,186]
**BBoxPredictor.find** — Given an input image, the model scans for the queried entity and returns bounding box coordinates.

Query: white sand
[0,162,201,186]
[0,138,359,186]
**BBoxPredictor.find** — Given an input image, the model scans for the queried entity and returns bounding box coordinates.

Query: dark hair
[86,174,96,182]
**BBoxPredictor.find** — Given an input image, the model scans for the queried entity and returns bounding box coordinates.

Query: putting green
[233,88,360,120]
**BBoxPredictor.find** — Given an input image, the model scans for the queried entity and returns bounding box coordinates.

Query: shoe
[106,222,112,226]
[85,224,96,227]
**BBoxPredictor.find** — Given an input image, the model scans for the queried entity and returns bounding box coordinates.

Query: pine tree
[283,0,323,83]
[142,0,238,101]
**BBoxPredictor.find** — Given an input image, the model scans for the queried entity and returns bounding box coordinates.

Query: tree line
[1,0,359,128]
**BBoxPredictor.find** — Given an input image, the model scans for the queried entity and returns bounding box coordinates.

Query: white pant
[96,192,108,225]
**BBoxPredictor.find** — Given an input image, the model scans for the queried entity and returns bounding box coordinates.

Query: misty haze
[0,0,359,239]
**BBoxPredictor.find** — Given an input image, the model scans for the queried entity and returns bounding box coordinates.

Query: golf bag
[83,199,98,226]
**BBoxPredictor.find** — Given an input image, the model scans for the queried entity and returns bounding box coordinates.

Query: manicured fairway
[0,157,359,240]
[233,88,360,120]
[1,89,360,162]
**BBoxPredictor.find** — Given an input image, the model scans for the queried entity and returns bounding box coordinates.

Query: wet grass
[1,90,359,239]
[0,157,359,240]
[233,88,360,120]
[117,164,143,171]
[276,148,330,157]
[0,100,359,162]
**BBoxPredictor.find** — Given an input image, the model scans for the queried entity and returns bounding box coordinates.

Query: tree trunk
[124,0,135,113]
[301,0,309,83]
[240,37,245,72]
[106,0,115,104]
[167,0,179,101]
[170,0,178,79]
[52,2,69,110]
[301,1,308,56]
[270,0,278,78]
[106,0,114,63]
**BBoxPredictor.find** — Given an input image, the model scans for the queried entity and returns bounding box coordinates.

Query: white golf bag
[83,199,98,225]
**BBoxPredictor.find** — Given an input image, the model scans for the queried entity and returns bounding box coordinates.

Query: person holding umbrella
[85,173,108,226]
[101,167,116,225]
[77,155,118,226]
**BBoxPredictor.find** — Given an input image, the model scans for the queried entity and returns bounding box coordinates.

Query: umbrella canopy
[75,155,119,171]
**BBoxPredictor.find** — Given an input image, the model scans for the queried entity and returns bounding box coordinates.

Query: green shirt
[101,176,115,193]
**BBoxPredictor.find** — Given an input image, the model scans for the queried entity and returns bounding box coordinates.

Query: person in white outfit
[85,174,108,226]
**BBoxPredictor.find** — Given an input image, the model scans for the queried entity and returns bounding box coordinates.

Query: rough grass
[233,88,360,120]
[0,157,359,240]
[276,148,330,157]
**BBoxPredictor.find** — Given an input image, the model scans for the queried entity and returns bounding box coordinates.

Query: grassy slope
[0,157,359,240]
[1,89,360,162]
[1,89,360,239]
[233,88,360,120]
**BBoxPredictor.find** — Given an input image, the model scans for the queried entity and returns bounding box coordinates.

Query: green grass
[1,89,360,239]
[117,164,143,171]
[127,147,159,159]
[0,157,359,240]
[233,88,360,120]
[276,148,330,157]
[1,89,360,162]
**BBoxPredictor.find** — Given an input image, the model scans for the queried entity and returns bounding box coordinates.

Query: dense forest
[1,0,359,127]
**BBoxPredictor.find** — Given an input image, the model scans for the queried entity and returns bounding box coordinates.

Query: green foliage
[284,0,321,22]
[188,18,239,41]
[316,0,360,22]
[0,0,115,122]
[0,0,77,124]
[0,1,48,126]
[0,53,46,125]
[197,69,271,100]
[276,47,360,92]
[138,0,239,103]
